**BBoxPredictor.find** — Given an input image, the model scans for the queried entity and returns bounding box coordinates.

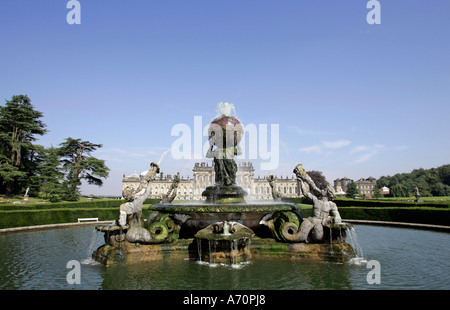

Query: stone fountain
[195,221,254,265]
[93,103,356,265]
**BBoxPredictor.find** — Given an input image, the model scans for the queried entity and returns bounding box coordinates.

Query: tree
[346,182,360,198]
[306,170,330,190]
[59,138,110,200]
[437,165,450,186]
[37,146,66,202]
[431,182,450,197]
[0,95,47,197]
[390,183,411,197]
[376,164,450,197]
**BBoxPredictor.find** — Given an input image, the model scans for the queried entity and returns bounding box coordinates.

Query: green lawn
[368,196,450,202]
[0,194,120,205]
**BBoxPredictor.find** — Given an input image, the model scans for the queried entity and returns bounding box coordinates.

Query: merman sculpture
[161,173,180,203]
[118,162,160,228]
[292,163,343,242]
[268,175,282,202]
[117,162,160,243]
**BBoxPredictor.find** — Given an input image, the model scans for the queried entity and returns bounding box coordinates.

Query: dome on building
[127,172,139,178]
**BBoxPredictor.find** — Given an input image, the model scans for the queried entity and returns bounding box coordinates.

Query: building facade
[333,176,377,198]
[122,161,299,201]
[333,177,352,194]
[355,177,377,197]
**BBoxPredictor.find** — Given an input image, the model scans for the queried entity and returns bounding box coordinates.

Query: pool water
[0,224,448,290]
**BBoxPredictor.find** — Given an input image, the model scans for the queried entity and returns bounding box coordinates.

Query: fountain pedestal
[195,221,254,265]
[202,184,247,204]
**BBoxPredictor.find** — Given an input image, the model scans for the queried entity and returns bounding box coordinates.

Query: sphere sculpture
[202,103,247,203]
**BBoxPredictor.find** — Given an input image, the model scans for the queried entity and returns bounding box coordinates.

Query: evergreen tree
[38,146,65,202]
[0,95,47,196]
[59,138,110,200]
[346,181,360,198]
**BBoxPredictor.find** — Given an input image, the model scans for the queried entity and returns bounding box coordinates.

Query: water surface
[0,224,448,289]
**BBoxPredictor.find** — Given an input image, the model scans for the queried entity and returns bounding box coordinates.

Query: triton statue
[293,163,342,242]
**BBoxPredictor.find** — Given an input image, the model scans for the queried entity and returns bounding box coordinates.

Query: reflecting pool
[0,224,448,289]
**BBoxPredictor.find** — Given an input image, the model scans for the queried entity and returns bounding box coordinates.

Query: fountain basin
[92,237,356,265]
[148,202,300,237]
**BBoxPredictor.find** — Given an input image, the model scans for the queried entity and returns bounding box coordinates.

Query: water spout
[82,228,102,265]
[222,221,231,236]
[157,148,171,166]
[346,227,368,265]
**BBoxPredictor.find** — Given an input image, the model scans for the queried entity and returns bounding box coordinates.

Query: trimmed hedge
[338,207,450,226]
[290,204,450,226]
[0,200,122,229]
[144,198,161,205]
[0,208,120,229]
[334,198,450,209]
[0,199,123,211]
[0,199,165,229]
[2,197,447,229]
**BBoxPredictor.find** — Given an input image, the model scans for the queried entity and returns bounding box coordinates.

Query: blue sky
[1,1,449,195]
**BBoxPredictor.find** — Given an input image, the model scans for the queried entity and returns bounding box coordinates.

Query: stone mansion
[122,161,299,201]
[122,162,378,200]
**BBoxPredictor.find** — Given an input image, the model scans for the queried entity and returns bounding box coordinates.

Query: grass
[367,196,450,202]
[0,194,120,205]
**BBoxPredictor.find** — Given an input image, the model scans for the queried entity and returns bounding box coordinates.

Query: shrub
[338,207,450,226]
[334,198,449,209]
[0,208,120,229]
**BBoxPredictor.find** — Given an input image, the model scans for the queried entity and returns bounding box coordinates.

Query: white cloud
[355,153,374,164]
[290,126,338,136]
[350,145,370,153]
[322,140,351,149]
[299,145,322,153]
[300,140,351,153]
[389,145,408,151]
[351,144,385,154]
[351,144,407,164]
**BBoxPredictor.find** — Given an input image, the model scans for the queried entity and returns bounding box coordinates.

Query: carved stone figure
[268,175,282,202]
[415,186,421,202]
[202,102,247,203]
[23,187,30,203]
[292,163,342,242]
[161,174,180,203]
[118,162,160,228]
